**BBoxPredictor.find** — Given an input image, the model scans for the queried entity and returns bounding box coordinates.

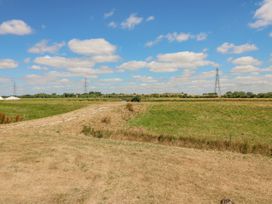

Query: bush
[131,95,141,102]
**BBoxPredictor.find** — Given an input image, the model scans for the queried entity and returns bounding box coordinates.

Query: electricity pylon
[214,67,221,97]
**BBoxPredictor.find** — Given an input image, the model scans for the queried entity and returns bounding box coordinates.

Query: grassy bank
[0,98,96,121]
[129,102,272,147]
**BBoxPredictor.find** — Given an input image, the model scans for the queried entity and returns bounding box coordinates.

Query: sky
[0,0,272,95]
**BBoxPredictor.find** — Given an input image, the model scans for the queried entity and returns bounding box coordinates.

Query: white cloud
[121,14,143,30]
[217,42,258,54]
[230,56,261,66]
[118,61,147,71]
[68,38,117,56]
[166,32,192,42]
[104,9,115,18]
[0,19,32,35]
[133,75,157,83]
[108,21,117,28]
[100,78,123,82]
[249,0,272,29]
[198,70,216,79]
[146,16,155,22]
[30,65,48,71]
[119,51,218,73]
[230,56,262,73]
[146,32,208,47]
[149,51,218,72]
[34,55,115,77]
[231,65,261,73]
[28,40,65,54]
[0,59,18,69]
[269,32,272,37]
[34,56,95,69]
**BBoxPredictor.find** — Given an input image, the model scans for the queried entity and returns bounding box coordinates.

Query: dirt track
[0,102,272,204]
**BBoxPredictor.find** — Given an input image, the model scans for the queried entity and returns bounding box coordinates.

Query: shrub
[126,103,134,112]
[131,95,141,102]
[101,116,111,124]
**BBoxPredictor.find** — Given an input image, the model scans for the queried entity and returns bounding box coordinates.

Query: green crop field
[0,98,96,121]
[129,101,272,146]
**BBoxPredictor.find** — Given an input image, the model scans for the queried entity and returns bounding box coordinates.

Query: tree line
[17,91,272,99]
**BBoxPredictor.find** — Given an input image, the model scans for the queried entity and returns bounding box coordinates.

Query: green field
[0,98,95,121]
[130,101,272,146]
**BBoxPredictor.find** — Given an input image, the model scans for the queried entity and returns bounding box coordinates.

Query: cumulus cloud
[230,56,262,73]
[100,78,123,82]
[146,32,208,47]
[0,59,18,69]
[121,14,143,30]
[133,75,157,83]
[149,51,218,72]
[249,0,272,29]
[28,40,65,54]
[68,38,117,56]
[0,19,32,35]
[118,51,218,73]
[217,42,258,54]
[34,55,114,77]
[230,56,262,66]
[118,61,147,71]
[30,65,48,70]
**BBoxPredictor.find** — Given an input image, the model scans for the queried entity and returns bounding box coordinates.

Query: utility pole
[214,67,221,97]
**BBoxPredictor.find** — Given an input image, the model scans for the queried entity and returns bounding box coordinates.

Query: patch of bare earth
[0,102,271,203]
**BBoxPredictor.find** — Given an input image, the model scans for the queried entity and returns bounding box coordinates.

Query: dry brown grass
[101,116,111,124]
[126,103,134,112]
[0,102,271,203]
[0,112,23,124]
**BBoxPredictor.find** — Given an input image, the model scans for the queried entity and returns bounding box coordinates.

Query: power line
[214,67,221,97]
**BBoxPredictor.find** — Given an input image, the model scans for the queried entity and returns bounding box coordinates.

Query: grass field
[0,102,271,203]
[129,101,272,146]
[0,98,96,121]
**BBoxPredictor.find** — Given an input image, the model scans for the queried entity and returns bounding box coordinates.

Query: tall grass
[0,112,23,124]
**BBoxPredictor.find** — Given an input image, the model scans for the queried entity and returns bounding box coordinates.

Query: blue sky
[0,0,272,95]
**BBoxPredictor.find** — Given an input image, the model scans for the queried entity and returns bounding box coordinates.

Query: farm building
[0,96,4,100]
